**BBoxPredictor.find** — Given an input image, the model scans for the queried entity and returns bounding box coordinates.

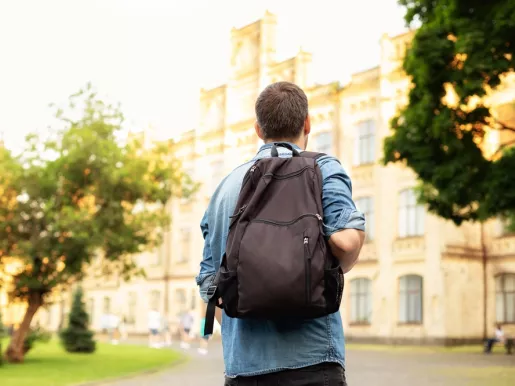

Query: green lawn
[0,340,185,386]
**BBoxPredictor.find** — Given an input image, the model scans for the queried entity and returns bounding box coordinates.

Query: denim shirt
[196,143,365,378]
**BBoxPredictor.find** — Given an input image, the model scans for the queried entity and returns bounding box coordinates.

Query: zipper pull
[304,237,309,244]
[250,165,256,172]
[315,214,322,221]
[230,204,247,218]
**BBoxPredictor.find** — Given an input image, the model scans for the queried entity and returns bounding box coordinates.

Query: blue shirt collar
[255,142,302,158]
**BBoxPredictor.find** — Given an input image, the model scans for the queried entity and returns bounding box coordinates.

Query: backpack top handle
[270,142,301,157]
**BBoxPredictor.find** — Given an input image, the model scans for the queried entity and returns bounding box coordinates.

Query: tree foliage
[0,84,195,362]
[59,287,95,353]
[383,0,515,227]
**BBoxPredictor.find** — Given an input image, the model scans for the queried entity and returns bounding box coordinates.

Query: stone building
[4,12,514,343]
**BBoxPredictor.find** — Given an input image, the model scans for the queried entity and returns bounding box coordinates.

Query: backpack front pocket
[236,214,323,318]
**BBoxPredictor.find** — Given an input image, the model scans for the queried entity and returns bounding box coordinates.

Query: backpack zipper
[253,213,322,226]
[304,237,312,305]
[229,204,247,219]
[241,164,259,188]
[263,165,312,180]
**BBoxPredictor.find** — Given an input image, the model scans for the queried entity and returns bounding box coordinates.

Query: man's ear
[255,121,265,141]
[304,115,311,136]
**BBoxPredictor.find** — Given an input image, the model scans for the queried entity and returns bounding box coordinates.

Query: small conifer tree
[59,287,96,353]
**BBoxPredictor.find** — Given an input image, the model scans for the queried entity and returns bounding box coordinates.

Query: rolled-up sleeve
[196,210,216,303]
[317,156,365,237]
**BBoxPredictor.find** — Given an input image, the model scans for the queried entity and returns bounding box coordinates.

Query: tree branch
[493,139,515,157]
[492,118,515,133]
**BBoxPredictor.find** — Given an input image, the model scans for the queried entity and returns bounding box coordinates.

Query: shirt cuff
[196,272,214,286]
[323,209,365,237]
[198,273,216,303]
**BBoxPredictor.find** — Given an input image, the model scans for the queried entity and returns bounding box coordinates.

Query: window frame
[349,277,373,325]
[126,291,137,325]
[149,290,161,312]
[495,273,515,324]
[210,159,224,193]
[314,131,333,154]
[354,119,376,165]
[398,274,423,324]
[175,289,187,317]
[87,298,94,325]
[177,227,191,264]
[102,296,111,315]
[398,189,425,238]
[355,197,374,241]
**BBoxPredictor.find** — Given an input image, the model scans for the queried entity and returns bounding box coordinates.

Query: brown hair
[255,82,308,140]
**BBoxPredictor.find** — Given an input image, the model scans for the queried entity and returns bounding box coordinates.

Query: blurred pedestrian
[179,309,194,349]
[147,307,162,348]
[198,317,210,355]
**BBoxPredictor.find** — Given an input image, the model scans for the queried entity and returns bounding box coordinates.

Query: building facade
[6,12,514,343]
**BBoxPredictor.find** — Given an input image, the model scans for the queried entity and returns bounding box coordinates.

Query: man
[484,324,506,353]
[196,81,365,385]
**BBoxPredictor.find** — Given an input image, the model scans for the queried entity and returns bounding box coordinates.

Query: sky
[0,0,407,150]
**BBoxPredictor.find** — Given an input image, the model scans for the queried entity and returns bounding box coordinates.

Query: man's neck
[264,138,305,150]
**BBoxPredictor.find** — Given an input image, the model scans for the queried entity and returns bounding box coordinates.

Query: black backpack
[204,143,344,334]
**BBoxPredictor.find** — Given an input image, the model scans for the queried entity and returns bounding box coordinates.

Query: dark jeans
[224,363,347,386]
[484,338,499,353]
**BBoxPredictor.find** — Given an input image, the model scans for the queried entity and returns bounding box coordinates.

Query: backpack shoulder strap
[300,151,326,160]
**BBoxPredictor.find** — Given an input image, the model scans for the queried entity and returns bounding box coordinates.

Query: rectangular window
[103,297,111,314]
[178,227,191,263]
[175,289,187,317]
[211,160,224,193]
[350,278,372,323]
[399,275,423,323]
[87,298,94,325]
[314,132,332,154]
[496,274,515,323]
[354,120,375,165]
[355,197,374,241]
[150,290,161,312]
[398,189,425,237]
[190,288,197,310]
[150,242,165,266]
[127,292,137,324]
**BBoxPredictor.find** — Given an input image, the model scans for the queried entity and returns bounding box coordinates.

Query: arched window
[399,275,423,323]
[350,278,372,324]
[495,274,515,323]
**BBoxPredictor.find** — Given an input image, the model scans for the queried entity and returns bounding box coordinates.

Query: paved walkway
[104,342,515,386]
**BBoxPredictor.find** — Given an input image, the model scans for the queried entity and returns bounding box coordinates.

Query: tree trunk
[5,292,43,363]
[480,223,488,340]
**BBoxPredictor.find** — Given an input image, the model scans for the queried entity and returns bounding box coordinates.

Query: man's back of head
[254,81,310,146]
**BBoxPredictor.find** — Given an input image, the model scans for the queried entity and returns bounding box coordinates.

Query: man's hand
[215,307,222,325]
[328,228,365,273]
[215,298,223,325]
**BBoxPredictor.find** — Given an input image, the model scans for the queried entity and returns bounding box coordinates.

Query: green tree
[0,306,5,365]
[0,307,5,339]
[59,287,95,353]
[0,84,195,362]
[383,0,515,338]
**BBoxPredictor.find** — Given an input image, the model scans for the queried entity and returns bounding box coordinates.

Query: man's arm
[329,228,365,273]
[318,156,366,273]
[196,210,223,326]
